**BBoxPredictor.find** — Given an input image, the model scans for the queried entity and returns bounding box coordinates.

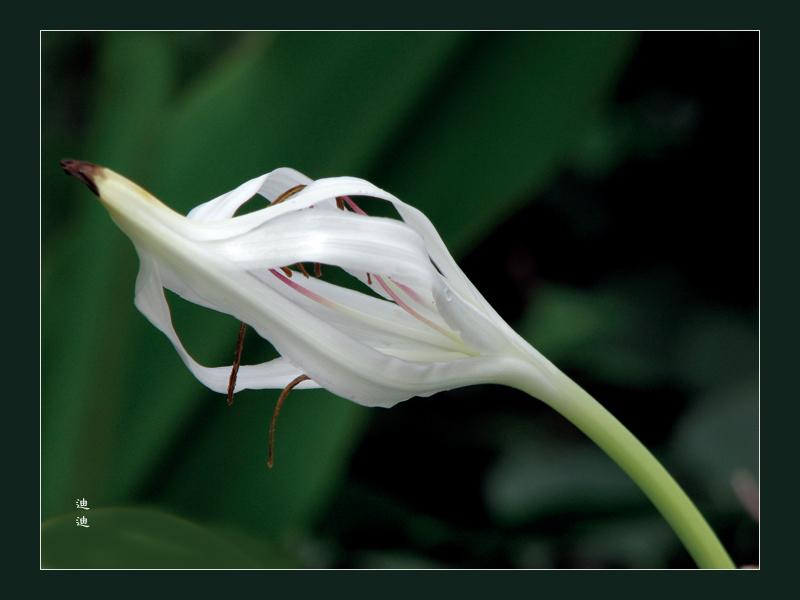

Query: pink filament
[342,195,367,215]
[271,194,454,340]
[270,268,336,309]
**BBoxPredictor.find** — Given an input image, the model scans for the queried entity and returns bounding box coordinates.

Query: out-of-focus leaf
[353,551,444,569]
[375,31,638,256]
[484,439,644,527]
[669,377,759,510]
[571,515,678,568]
[512,538,556,569]
[516,282,654,385]
[518,268,756,392]
[208,524,303,568]
[671,309,759,392]
[42,32,175,518]
[154,388,370,541]
[41,508,265,568]
[150,31,470,210]
[517,279,669,387]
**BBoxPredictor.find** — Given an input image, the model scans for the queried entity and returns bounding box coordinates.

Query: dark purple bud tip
[61,159,100,197]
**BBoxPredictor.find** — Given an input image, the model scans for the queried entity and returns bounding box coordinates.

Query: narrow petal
[133,255,320,392]
[210,210,436,289]
[187,168,314,222]
[186,174,271,221]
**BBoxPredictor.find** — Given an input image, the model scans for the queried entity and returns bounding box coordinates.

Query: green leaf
[570,515,679,568]
[153,388,370,542]
[516,281,666,387]
[669,377,759,510]
[485,439,644,527]
[42,32,176,518]
[42,508,269,568]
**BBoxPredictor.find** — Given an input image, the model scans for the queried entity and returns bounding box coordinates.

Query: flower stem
[507,368,735,569]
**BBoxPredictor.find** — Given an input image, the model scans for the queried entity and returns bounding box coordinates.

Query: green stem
[507,367,735,569]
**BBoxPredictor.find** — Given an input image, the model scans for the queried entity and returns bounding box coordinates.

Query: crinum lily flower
[60,160,562,409]
[61,160,734,569]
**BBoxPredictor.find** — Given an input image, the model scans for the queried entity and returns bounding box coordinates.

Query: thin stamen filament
[269,374,310,468]
[227,322,247,405]
[391,278,431,308]
[269,268,470,353]
[271,184,307,206]
[373,275,461,344]
[341,195,367,215]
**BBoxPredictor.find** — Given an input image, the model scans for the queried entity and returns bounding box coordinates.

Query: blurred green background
[41,31,758,568]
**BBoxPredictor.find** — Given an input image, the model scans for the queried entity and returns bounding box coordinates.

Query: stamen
[281,266,293,278]
[336,196,345,210]
[269,375,311,468]
[366,272,372,285]
[391,278,428,307]
[314,262,322,278]
[374,274,461,343]
[341,195,367,215]
[227,322,247,405]
[297,263,311,278]
[269,267,468,352]
[271,184,306,206]
[270,268,337,308]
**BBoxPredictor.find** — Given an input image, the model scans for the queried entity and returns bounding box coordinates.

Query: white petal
[255,167,316,203]
[187,174,270,222]
[210,210,437,289]
[187,168,314,222]
[133,254,319,393]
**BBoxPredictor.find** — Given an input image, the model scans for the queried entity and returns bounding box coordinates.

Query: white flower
[62,160,563,408]
[62,162,737,567]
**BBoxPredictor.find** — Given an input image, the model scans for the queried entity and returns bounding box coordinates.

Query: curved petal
[133,254,319,393]
[181,174,359,242]
[210,210,437,290]
[186,174,270,222]
[187,168,314,222]
[254,167,315,203]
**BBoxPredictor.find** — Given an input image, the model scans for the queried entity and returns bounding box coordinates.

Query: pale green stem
[506,367,735,569]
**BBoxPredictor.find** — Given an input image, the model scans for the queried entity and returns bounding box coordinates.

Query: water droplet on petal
[444,288,452,301]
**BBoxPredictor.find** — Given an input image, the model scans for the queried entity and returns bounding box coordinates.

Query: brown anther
[227,322,247,405]
[296,263,310,278]
[269,375,311,468]
[314,262,322,278]
[281,266,293,278]
[271,184,306,206]
[366,273,372,285]
[336,196,345,210]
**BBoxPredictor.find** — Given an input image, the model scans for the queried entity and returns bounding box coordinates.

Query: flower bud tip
[61,159,100,197]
